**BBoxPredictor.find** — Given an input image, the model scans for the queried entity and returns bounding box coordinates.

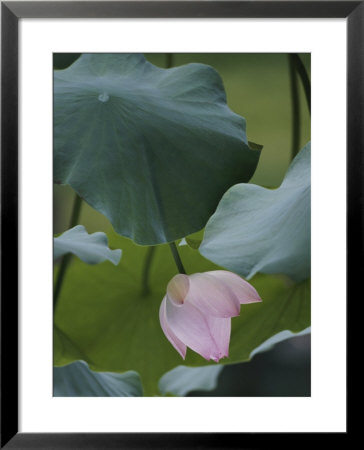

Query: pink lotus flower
[159,270,262,362]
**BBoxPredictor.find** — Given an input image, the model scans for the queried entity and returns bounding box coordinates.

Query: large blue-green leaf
[54,225,121,265]
[54,361,143,397]
[159,365,223,396]
[54,54,261,245]
[54,232,310,395]
[200,143,311,282]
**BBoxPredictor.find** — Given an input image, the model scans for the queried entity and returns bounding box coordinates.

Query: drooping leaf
[200,143,311,282]
[54,54,261,245]
[54,225,121,265]
[54,361,143,397]
[54,232,310,395]
[159,365,223,396]
[249,327,311,358]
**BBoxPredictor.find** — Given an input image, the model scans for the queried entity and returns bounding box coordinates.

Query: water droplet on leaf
[98,92,109,102]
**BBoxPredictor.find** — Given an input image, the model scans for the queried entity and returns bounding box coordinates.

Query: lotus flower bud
[159,270,262,362]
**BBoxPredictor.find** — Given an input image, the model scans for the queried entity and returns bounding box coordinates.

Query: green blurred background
[54,53,311,396]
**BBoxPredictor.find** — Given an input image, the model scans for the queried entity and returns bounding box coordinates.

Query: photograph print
[53,53,311,397]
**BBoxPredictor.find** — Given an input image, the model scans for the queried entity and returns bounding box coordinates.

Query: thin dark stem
[53,253,71,309]
[289,54,301,161]
[169,242,186,274]
[68,194,83,228]
[291,54,311,116]
[54,193,83,310]
[166,53,173,69]
[141,246,156,296]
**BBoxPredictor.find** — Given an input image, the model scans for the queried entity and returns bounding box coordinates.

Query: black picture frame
[1,1,356,448]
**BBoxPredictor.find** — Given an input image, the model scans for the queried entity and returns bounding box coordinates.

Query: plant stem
[53,253,71,310]
[291,54,311,116]
[141,246,156,296]
[68,194,83,229]
[289,54,301,161]
[169,242,186,274]
[166,53,174,69]
[54,193,83,310]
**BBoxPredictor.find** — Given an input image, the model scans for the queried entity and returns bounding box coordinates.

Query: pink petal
[159,296,187,359]
[208,271,262,304]
[186,272,240,318]
[165,296,229,362]
[204,314,231,361]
